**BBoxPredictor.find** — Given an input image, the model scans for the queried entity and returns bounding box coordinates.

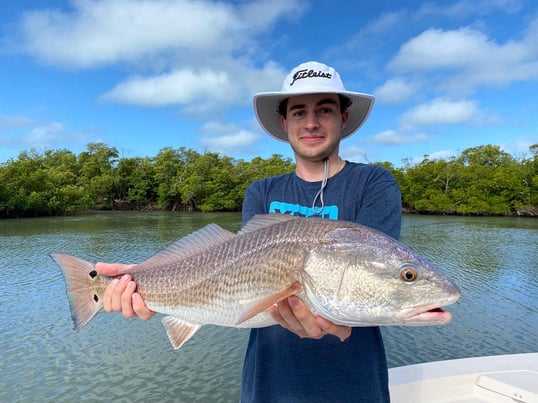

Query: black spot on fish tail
[50,253,104,331]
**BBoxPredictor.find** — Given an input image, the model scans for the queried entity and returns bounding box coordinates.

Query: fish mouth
[405,307,453,325]
[404,289,460,325]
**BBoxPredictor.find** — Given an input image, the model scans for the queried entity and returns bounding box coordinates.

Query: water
[383,215,538,366]
[0,212,536,402]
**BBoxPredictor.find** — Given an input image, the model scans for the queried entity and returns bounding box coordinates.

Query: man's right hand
[268,296,352,342]
[95,262,156,321]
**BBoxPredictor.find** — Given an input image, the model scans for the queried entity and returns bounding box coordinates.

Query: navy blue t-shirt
[240,161,402,403]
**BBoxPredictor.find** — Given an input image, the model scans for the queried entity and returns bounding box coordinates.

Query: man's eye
[292,110,305,117]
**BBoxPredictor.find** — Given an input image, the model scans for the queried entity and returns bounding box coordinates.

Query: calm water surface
[0,212,536,402]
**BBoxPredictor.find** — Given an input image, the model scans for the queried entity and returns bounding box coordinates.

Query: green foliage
[398,144,537,216]
[116,156,156,206]
[77,142,119,206]
[0,143,536,218]
[0,144,294,217]
[0,148,93,217]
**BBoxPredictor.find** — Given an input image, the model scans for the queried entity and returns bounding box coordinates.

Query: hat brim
[253,91,375,142]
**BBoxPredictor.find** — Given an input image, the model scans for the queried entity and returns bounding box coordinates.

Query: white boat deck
[389,353,538,403]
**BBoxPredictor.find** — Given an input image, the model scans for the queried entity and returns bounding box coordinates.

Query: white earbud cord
[311,158,329,216]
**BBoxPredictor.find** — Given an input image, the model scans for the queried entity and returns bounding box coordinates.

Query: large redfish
[52,214,460,349]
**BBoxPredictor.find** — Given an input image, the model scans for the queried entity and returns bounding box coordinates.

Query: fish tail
[51,253,107,331]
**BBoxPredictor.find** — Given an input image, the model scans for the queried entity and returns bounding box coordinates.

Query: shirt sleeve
[242,180,267,225]
[355,166,402,240]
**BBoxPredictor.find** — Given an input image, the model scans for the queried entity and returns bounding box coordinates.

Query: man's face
[280,93,348,163]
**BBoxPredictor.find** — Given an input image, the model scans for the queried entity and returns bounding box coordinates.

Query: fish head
[302,225,461,327]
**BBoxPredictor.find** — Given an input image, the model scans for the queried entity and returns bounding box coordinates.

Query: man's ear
[341,110,349,129]
[280,115,287,131]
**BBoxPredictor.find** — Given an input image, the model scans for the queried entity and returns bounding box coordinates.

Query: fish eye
[399,266,418,283]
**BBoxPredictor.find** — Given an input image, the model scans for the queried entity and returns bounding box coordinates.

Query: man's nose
[304,112,320,130]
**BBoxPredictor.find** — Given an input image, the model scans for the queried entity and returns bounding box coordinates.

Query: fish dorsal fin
[235,280,302,325]
[161,316,201,350]
[135,224,236,270]
[238,214,299,236]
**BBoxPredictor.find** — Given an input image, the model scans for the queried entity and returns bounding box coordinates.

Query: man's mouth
[300,135,324,143]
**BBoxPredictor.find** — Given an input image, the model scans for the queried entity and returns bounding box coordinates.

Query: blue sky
[1,0,537,167]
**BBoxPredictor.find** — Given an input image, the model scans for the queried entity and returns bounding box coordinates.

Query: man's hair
[277,95,352,117]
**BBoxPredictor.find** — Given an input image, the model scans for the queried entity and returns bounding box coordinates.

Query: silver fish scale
[127,218,351,326]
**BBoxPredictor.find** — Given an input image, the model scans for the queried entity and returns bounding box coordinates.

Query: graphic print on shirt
[269,201,339,220]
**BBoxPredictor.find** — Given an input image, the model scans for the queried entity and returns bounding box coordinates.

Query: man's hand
[268,296,352,341]
[95,262,155,321]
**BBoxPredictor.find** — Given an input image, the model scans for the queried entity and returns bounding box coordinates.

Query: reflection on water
[0,212,536,402]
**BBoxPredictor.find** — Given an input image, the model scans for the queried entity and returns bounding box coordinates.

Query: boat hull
[389,353,538,403]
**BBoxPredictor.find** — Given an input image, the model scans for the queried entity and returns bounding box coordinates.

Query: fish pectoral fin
[235,281,302,325]
[161,316,201,350]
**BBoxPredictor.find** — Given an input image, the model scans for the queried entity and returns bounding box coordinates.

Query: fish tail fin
[51,253,107,331]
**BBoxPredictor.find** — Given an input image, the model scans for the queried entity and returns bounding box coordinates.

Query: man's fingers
[133,293,155,321]
[98,267,156,321]
[268,304,283,323]
[120,281,137,318]
[95,262,135,276]
[316,317,352,341]
[270,297,325,339]
[277,298,308,337]
[269,299,305,337]
[110,274,130,312]
[102,278,118,312]
[97,263,134,313]
[288,296,324,339]
[338,326,352,341]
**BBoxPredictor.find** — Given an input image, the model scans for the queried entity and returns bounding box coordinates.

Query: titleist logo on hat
[289,68,333,86]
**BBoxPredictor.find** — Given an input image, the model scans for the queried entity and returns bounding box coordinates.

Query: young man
[97,61,401,402]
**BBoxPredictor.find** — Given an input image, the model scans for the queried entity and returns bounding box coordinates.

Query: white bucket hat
[253,61,375,142]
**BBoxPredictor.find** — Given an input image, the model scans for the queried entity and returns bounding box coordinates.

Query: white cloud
[389,23,538,93]
[367,129,429,145]
[501,136,538,158]
[0,118,93,152]
[399,98,478,129]
[0,114,40,131]
[325,0,527,74]
[26,122,66,144]
[101,61,288,118]
[15,0,306,68]
[427,149,459,161]
[373,78,418,104]
[403,149,459,166]
[5,0,305,146]
[0,121,65,147]
[390,27,487,71]
[340,144,370,163]
[414,0,524,19]
[199,121,262,155]
[102,69,237,106]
